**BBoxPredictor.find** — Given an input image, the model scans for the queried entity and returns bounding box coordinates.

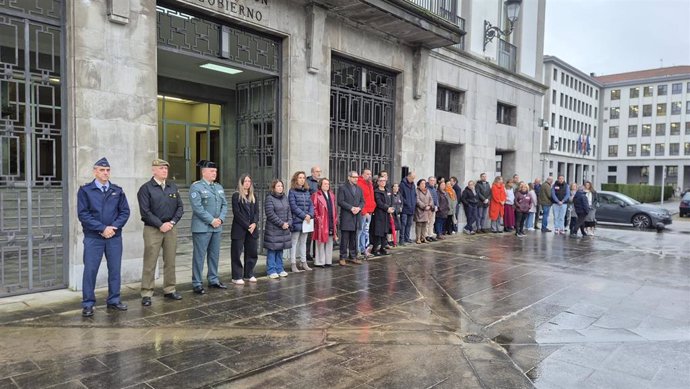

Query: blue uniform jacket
[189,180,228,233]
[77,180,130,238]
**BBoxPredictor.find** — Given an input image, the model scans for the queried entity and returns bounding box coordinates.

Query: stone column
[66,0,158,290]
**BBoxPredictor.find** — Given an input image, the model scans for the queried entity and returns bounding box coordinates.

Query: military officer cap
[94,157,110,168]
[152,158,170,167]
[197,160,217,169]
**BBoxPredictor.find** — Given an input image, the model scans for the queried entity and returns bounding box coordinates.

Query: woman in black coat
[461,181,480,234]
[264,179,292,279]
[231,174,259,285]
[370,176,393,256]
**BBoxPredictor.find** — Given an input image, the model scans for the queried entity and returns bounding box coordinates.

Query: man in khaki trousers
[137,159,184,306]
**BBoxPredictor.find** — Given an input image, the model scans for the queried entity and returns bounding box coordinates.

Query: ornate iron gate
[330,56,395,185]
[236,78,278,243]
[0,1,65,295]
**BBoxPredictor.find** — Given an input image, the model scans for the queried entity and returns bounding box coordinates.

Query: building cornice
[598,74,690,89]
[543,55,602,87]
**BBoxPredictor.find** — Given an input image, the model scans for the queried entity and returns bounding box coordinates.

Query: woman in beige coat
[414,179,434,244]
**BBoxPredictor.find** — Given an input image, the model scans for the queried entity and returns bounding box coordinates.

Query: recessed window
[642,124,651,137]
[553,68,558,81]
[671,101,682,115]
[627,145,636,157]
[672,83,682,94]
[608,126,619,138]
[629,87,639,98]
[641,144,651,156]
[686,122,690,135]
[608,166,617,173]
[656,123,666,136]
[657,103,666,116]
[669,143,679,156]
[670,122,680,135]
[642,104,652,117]
[686,101,690,114]
[685,142,690,156]
[658,85,668,96]
[655,143,665,156]
[628,125,638,137]
[610,89,620,100]
[608,145,618,157]
[629,105,639,118]
[643,86,653,97]
[436,86,465,114]
[552,90,556,104]
[496,102,516,126]
[610,107,620,119]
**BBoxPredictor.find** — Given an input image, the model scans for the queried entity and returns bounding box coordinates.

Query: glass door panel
[164,123,188,184]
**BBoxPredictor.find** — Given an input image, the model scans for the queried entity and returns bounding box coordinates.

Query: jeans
[357,213,371,253]
[400,213,414,243]
[553,203,568,231]
[478,206,489,230]
[526,212,536,229]
[491,217,503,232]
[434,216,446,236]
[266,250,285,275]
[464,205,478,231]
[540,205,552,231]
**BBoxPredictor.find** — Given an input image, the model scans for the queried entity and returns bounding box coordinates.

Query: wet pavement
[1,221,689,388]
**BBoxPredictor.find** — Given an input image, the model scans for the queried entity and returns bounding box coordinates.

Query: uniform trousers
[82,235,122,308]
[192,231,221,288]
[141,226,177,297]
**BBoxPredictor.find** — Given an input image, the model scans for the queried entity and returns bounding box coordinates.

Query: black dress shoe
[164,292,183,300]
[193,286,206,295]
[379,249,390,256]
[209,282,227,289]
[106,302,128,311]
[141,297,152,306]
[82,306,94,317]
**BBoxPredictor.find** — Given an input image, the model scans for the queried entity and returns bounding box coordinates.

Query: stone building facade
[0,0,546,296]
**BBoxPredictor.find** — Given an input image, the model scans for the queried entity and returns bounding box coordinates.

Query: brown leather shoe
[350,259,363,265]
[339,259,349,266]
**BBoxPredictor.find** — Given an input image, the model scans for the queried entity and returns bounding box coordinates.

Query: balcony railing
[405,0,464,27]
[498,38,517,73]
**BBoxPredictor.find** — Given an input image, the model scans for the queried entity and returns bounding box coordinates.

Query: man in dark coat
[399,171,416,245]
[337,171,364,265]
[476,173,491,233]
[570,186,590,237]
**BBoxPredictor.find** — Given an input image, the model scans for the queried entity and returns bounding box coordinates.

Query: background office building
[596,67,690,192]
[0,0,545,296]
[541,56,600,184]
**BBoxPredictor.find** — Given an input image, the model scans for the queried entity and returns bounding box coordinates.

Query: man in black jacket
[476,173,492,233]
[137,159,184,306]
[338,171,364,265]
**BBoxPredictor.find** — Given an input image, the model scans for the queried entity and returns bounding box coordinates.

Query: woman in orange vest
[489,176,506,233]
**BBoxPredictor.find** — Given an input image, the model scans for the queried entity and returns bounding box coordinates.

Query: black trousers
[231,235,258,280]
[515,210,528,234]
[371,235,386,251]
[571,212,588,235]
[339,230,357,259]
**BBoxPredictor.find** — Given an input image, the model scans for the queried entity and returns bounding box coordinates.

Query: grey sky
[544,0,690,76]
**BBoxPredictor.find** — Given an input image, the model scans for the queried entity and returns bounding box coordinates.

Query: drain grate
[463,334,485,343]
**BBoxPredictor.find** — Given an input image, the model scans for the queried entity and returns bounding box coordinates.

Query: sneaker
[268,273,279,279]
[279,271,288,277]
[231,279,245,285]
[248,276,257,283]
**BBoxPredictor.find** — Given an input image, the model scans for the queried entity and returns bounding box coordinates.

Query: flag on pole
[586,136,591,155]
[576,135,582,154]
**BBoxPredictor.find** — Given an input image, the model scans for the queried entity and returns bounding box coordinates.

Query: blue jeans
[192,232,221,287]
[454,203,462,232]
[540,205,552,231]
[464,205,478,231]
[553,203,568,230]
[266,249,285,275]
[526,212,536,229]
[477,206,488,230]
[400,213,414,243]
[82,235,122,308]
[357,213,371,253]
[434,217,446,236]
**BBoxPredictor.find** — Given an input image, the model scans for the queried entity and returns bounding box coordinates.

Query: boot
[300,261,312,271]
[291,263,303,273]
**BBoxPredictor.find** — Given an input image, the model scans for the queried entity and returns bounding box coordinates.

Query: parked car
[596,191,672,229]
[680,193,690,217]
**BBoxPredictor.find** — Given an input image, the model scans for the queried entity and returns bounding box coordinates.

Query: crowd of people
[76,157,599,317]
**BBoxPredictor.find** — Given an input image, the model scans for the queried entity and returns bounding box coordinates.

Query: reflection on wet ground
[1,225,688,388]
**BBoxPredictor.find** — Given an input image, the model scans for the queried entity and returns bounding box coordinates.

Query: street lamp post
[483,0,522,52]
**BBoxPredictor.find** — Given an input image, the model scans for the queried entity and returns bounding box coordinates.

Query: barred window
[496,102,517,126]
[436,86,465,114]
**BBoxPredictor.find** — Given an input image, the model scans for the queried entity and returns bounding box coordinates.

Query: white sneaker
[231,279,245,285]
[279,271,288,277]
[268,273,279,279]
[248,276,257,283]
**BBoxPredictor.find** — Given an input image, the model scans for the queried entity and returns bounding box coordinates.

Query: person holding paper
[288,171,314,272]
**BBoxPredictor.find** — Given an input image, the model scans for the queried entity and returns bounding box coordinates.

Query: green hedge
[601,183,674,203]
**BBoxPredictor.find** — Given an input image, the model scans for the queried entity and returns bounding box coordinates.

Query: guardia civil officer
[190,160,228,294]
[77,157,130,317]
[137,159,184,306]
